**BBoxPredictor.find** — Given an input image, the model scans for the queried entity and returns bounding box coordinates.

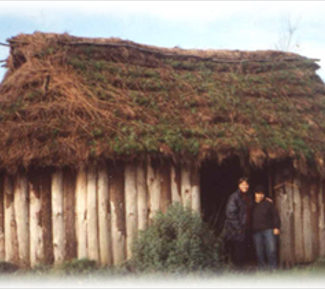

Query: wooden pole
[147,160,161,220]
[310,181,319,259]
[125,164,138,259]
[160,164,171,214]
[191,166,201,213]
[274,183,284,266]
[97,165,112,266]
[319,179,325,258]
[0,175,5,261]
[137,163,148,231]
[279,186,288,266]
[29,177,44,267]
[292,177,305,263]
[63,169,77,261]
[170,165,181,204]
[284,181,295,266]
[274,166,299,267]
[86,166,99,262]
[75,167,88,259]
[110,162,126,265]
[14,173,30,267]
[51,169,65,265]
[301,179,313,262]
[181,165,192,209]
[4,175,18,264]
[40,172,54,265]
[273,168,287,267]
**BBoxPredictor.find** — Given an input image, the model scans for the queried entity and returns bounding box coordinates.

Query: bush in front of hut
[129,203,221,273]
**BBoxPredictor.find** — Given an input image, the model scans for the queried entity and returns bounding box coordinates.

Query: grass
[3,258,325,277]
[1,260,325,288]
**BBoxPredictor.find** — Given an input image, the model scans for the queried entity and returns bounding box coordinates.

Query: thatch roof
[0,32,325,174]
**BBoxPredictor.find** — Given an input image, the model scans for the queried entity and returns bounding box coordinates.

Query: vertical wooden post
[125,164,138,259]
[40,172,54,265]
[75,167,88,259]
[14,173,30,267]
[51,169,65,265]
[191,166,201,213]
[86,166,99,262]
[274,167,294,267]
[284,181,295,266]
[301,178,313,262]
[137,163,148,231]
[319,179,325,258]
[274,184,283,266]
[29,177,44,267]
[110,163,126,265]
[160,164,171,214]
[0,175,5,261]
[310,181,319,259]
[277,185,289,266]
[170,165,181,204]
[292,177,305,262]
[147,160,161,220]
[4,175,18,264]
[97,164,112,266]
[63,169,77,261]
[181,165,192,208]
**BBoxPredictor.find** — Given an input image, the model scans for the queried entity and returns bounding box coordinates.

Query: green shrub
[57,258,98,275]
[130,203,221,273]
[28,263,53,276]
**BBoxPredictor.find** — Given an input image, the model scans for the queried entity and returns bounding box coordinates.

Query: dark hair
[254,185,266,194]
[238,177,249,185]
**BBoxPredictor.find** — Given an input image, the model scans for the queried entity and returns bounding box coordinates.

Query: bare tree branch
[275,15,301,52]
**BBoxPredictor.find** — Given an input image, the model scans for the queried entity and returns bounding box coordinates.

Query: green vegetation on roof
[0,32,325,174]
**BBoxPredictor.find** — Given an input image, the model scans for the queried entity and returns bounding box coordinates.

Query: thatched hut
[0,32,325,268]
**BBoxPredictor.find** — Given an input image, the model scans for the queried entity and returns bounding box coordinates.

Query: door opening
[200,157,269,236]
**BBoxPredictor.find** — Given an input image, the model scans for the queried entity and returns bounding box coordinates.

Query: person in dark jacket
[252,185,281,270]
[224,177,253,268]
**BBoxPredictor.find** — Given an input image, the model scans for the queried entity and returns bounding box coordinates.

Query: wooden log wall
[86,167,99,262]
[29,177,43,267]
[29,170,53,266]
[273,166,325,267]
[97,164,112,266]
[2,162,325,268]
[75,167,87,260]
[0,161,201,268]
[3,175,18,265]
[51,170,65,265]
[319,180,325,257]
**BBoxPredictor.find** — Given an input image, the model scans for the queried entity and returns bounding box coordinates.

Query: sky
[0,0,325,82]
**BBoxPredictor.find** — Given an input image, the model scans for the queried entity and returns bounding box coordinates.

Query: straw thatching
[0,32,325,174]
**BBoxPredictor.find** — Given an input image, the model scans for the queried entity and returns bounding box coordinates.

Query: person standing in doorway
[251,185,280,270]
[224,177,254,269]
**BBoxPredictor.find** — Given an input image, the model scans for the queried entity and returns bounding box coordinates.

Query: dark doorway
[200,157,270,266]
[200,157,243,236]
[200,157,269,236]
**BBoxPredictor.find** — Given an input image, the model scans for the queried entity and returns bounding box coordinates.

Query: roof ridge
[61,40,317,64]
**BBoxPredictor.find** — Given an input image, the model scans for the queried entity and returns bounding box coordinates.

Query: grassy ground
[0,259,325,288]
